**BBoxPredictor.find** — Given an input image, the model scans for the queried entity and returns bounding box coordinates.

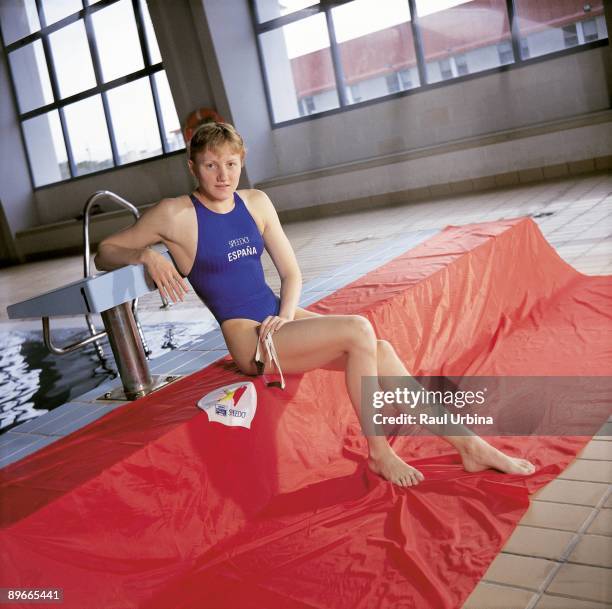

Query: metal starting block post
[7,250,180,401]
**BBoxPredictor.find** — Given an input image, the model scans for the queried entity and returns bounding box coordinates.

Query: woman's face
[188,143,243,201]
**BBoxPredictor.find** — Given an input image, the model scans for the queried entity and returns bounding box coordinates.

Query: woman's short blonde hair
[188,121,246,162]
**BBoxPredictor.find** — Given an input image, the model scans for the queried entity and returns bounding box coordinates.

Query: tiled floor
[1,170,611,608]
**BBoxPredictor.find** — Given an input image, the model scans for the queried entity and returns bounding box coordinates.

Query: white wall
[199,0,278,187]
[0,36,37,255]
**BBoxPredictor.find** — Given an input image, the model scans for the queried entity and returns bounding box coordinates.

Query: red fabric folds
[1,217,611,609]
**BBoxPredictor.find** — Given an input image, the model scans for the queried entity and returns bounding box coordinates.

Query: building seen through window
[0,0,184,188]
[253,0,608,124]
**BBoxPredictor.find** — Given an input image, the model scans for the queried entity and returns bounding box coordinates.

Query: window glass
[255,0,319,23]
[260,13,339,122]
[22,110,69,186]
[562,24,578,48]
[153,71,184,152]
[332,0,418,104]
[48,19,96,98]
[520,37,530,59]
[139,0,162,64]
[63,95,113,175]
[0,0,40,45]
[348,84,361,103]
[399,68,413,89]
[6,0,181,187]
[91,0,144,82]
[514,0,606,59]
[107,77,162,164]
[8,40,54,113]
[40,0,82,26]
[416,0,512,84]
[386,73,400,94]
[438,58,452,80]
[582,19,598,43]
[455,53,469,75]
[497,40,514,65]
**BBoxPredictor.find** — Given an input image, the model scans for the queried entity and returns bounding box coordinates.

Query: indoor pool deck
[1,170,611,609]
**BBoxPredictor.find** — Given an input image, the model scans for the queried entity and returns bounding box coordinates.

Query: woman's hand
[258,315,290,345]
[142,249,189,303]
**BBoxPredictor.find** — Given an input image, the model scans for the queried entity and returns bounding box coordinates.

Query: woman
[95,121,535,487]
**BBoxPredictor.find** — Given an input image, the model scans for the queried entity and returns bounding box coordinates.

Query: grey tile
[49,403,124,435]
[149,350,212,374]
[10,401,124,437]
[301,275,338,291]
[171,351,226,374]
[463,581,535,609]
[11,402,95,435]
[185,330,226,351]
[535,593,612,609]
[147,349,189,368]
[0,432,59,468]
[152,350,223,374]
[308,275,351,292]
[595,422,612,439]
[71,379,119,403]
[547,563,612,604]
[299,294,325,307]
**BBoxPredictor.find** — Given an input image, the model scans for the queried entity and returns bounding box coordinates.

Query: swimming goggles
[254,332,285,390]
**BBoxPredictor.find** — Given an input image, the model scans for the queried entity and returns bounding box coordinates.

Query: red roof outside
[290,0,604,96]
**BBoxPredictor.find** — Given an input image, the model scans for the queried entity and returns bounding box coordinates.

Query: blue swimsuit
[187,192,281,325]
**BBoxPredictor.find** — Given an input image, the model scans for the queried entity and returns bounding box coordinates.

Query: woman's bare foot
[368,448,425,487]
[458,436,535,475]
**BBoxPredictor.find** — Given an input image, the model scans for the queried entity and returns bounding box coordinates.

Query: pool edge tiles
[0,229,440,469]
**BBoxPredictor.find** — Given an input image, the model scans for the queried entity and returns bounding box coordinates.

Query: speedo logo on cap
[197,382,257,429]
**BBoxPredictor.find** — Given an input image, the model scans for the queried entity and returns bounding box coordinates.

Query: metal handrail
[39,190,168,363]
[42,316,107,355]
[82,191,141,361]
[81,190,164,361]
[83,190,140,279]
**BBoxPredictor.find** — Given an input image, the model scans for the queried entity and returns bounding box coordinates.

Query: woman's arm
[254,190,302,321]
[94,199,189,303]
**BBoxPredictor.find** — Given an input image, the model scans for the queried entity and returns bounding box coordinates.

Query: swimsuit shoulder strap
[189,193,201,209]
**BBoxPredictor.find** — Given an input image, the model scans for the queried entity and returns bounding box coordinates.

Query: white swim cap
[197,381,257,429]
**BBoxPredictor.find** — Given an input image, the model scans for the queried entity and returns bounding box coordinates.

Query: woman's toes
[524,460,536,473]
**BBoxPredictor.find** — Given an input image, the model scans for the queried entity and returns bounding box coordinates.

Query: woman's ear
[187,159,199,188]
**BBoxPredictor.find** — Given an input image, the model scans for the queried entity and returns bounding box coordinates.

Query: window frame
[1,0,184,190]
[249,0,609,129]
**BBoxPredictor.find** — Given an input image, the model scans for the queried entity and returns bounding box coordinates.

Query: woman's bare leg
[290,308,535,476]
[373,340,536,475]
[223,313,425,487]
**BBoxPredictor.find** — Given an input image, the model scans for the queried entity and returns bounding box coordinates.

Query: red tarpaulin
[1,217,611,609]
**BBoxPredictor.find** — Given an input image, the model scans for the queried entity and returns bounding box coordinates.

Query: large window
[0,0,184,188]
[416,0,513,84]
[252,0,608,125]
[515,1,607,58]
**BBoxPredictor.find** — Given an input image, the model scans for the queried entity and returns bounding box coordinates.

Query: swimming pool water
[0,322,214,435]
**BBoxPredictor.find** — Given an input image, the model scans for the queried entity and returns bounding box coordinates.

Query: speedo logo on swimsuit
[197,381,257,429]
[228,236,250,248]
